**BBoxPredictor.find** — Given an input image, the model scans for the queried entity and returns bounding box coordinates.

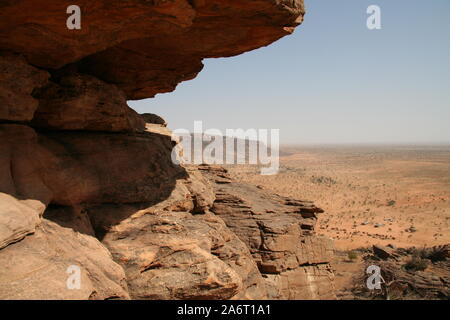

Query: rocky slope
[199,165,335,299]
[0,0,336,299]
[335,245,449,300]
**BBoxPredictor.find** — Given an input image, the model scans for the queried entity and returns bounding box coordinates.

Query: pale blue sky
[129,0,450,145]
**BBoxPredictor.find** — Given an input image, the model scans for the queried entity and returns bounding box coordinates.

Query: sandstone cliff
[0,0,335,299]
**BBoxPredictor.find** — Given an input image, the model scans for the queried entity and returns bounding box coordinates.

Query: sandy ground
[226,145,450,250]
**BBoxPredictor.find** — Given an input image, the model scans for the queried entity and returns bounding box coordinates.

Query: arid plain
[227,145,450,251]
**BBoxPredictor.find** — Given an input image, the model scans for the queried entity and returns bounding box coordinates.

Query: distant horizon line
[279,142,450,147]
[183,133,450,147]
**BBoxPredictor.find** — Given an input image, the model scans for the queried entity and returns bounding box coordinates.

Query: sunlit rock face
[0,0,335,300]
[199,165,336,299]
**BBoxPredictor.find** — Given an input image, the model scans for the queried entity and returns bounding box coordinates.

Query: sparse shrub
[410,247,435,260]
[404,255,428,272]
[420,245,450,262]
[310,175,337,185]
[418,248,432,259]
[387,200,396,206]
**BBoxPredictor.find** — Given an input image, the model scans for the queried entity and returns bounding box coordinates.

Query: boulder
[0,193,44,250]
[0,219,129,300]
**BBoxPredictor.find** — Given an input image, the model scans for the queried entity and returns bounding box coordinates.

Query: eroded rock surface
[199,165,336,299]
[0,53,49,122]
[90,207,265,300]
[0,193,44,250]
[0,219,130,300]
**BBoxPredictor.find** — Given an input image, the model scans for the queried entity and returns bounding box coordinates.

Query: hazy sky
[129,0,450,145]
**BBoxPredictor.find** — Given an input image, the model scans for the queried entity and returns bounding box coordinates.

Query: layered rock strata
[199,165,336,299]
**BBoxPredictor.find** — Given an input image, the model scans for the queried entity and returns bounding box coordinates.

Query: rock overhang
[0,0,305,100]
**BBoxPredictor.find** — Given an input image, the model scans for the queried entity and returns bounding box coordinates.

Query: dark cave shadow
[32,129,189,241]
